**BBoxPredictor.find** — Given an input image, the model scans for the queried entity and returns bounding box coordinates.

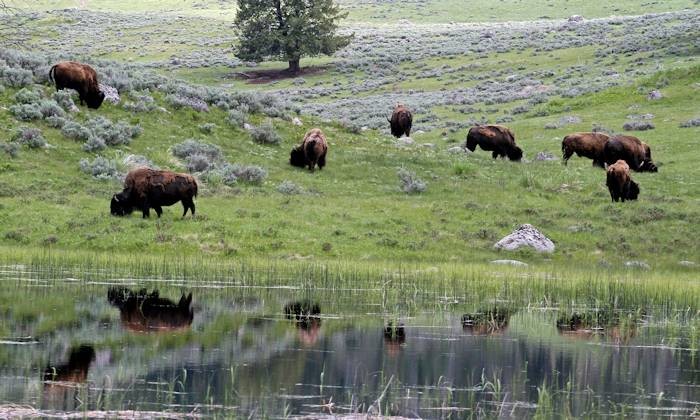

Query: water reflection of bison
[384,321,406,356]
[43,345,96,410]
[108,287,193,332]
[462,307,513,335]
[44,345,95,383]
[557,311,638,343]
[284,301,321,346]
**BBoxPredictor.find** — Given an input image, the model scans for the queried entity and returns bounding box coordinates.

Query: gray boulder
[494,224,555,253]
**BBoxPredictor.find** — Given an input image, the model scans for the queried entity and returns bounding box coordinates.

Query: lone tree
[234,0,352,74]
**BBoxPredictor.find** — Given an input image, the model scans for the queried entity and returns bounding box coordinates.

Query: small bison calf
[606,160,640,202]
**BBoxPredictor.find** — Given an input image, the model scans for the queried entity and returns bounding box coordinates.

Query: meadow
[0,1,699,416]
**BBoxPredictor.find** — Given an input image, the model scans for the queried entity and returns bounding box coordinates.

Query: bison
[561,132,610,167]
[48,61,105,109]
[111,168,197,218]
[289,128,328,171]
[606,160,640,202]
[108,287,193,333]
[603,135,657,172]
[465,124,523,161]
[388,104,412,138]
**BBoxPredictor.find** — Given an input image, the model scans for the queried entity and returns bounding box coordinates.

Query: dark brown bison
[561,132,610,167]
[606,160,640,202]
[388,104,412,138]
[111,168,197,218]
[603,135,657,172]
[465,124,523,161]
[289,128,328,171]
[108,287,193,333]
[48,61,105,109]
[43,345,95,383]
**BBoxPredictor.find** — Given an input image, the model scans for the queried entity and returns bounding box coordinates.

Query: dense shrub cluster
[123,91,157,112]
[622,121,655,131]
[172,139,222,160]
[79,156,120,180]
[277,180,305,195]
[171,139,267,185]
[397,168,426,194]
[11,127,46,148]
[250,120,281,145]
[679,118,700,128]
[1,142,20,157]
[227,109,248,128]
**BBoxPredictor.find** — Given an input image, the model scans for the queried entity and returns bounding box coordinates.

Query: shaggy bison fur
[603,135,658,172]
[561,132,610,167]
[388,104,413,138]
[606,160,640,202]
[465,124,523,161]
[290,128,328,171]
[111,168,197,218]
[49,61,105,109]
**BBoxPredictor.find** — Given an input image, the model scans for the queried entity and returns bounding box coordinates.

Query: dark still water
[0,276,698,418]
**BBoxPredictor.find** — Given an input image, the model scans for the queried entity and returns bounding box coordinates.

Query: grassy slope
[14,0,699,22]
[1,65,699,270]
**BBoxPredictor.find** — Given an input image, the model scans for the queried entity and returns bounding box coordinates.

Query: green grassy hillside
[1,63,698,270]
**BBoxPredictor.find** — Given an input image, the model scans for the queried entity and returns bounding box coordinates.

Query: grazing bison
[603,135,658,172]
[388,104,413,138]
[606,160,640,202]
[108,287,193,333]
[561,132,610,167]
[48,61,105,109]
[111,168,197,218]
[289,128,328,171]
[465,124,523,161]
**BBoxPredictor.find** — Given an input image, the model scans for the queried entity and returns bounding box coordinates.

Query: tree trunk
[288,58,301,74]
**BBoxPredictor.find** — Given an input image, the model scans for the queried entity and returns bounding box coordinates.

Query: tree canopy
[234,0,352,74]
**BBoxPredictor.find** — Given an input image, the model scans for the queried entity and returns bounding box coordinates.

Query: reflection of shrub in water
[108,287,193,332]
[556,309,639,342]
[43,344,95,383]
[462,307,513,335]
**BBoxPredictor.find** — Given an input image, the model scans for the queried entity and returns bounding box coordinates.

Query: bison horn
[113,195,119,202]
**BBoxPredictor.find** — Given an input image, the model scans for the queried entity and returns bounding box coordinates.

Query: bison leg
[154,206,163,218]
[593,159,605,168]
[492,151,499,159]
[318,153,326,170]
[181,198,195,217]
[141,201,150,218]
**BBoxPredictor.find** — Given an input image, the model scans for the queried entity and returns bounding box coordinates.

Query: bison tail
[48,64,57,84]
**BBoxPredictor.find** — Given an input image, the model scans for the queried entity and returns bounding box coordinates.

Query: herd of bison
[50,61,658,219]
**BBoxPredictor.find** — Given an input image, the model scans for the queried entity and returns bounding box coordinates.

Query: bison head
[627,180,640,200]
[86,90,106,109]
[289,145,306,168]
[110,192,133,216]
[465,134,478,152]
[639,160,658,172]
[507,145,523,161]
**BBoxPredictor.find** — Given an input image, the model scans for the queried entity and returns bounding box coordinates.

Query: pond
[0,270,697,418]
